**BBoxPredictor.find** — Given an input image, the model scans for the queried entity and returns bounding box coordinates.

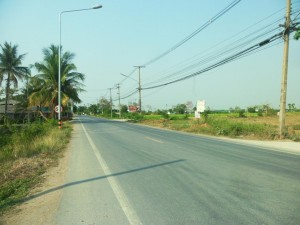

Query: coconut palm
[0,42,27,115]
[29,45,85,117]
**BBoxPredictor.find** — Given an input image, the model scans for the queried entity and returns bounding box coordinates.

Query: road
[54,115,300,225]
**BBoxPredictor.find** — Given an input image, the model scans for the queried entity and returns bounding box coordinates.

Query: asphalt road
[54,115,300,225]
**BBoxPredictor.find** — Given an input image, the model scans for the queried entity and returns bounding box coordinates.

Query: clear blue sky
[1,0,299,110]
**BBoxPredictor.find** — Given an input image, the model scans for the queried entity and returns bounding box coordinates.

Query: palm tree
[29,44,85,118]
[0,42,27,115]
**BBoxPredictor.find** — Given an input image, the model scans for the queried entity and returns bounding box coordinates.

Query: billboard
[128,105,138,112]
[197,100,206,113]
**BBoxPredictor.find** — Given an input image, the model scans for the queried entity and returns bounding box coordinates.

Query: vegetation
[0,42,28,116]
[0,120,72,213]
[140,112,300,141]
[29,45,85,118]
[0,41,79,216]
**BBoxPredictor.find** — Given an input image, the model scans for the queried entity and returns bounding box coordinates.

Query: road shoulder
[1,137,72,225]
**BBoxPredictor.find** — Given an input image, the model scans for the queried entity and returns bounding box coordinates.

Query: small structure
[0,100,20,118]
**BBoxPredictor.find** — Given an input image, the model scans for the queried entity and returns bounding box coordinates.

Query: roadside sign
[197,100,206,113]
[54,105,63,113]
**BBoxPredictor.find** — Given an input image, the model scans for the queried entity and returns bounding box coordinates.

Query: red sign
[128,105,138,112]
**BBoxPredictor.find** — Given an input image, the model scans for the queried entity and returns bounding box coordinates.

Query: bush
[125,113,144,122]
[238,109,246,118]
[161,112,170,119]
[202,110,210,123]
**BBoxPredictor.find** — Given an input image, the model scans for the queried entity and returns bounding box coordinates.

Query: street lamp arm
[61,5,102,15]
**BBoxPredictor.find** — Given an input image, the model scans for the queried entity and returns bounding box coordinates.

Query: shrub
[125,113,144,122]
[238,109,246,118]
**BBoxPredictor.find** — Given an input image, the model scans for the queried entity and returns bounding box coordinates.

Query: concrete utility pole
[109,88,113,118]
[279,0,291,139]
[134,66,145,114]
[116,83,121,118]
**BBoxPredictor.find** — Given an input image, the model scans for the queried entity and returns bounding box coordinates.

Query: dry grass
[230,112,300,127]
[140,112,300,141]
[0,121,72,213]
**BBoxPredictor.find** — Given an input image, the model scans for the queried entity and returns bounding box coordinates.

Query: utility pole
[279,0,291,139]
[134,66,145,114]
[116,83,121,118]
[109,88,113,118]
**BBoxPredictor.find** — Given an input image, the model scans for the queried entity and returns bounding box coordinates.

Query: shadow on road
[5,159,185,208]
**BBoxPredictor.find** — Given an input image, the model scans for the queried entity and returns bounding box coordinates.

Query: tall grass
[202,117,278,139]
[0,120,72,212]
[0,120,71,162]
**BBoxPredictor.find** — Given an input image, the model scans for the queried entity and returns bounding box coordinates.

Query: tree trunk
[4,75,10,116]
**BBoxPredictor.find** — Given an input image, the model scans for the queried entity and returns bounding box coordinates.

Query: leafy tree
[173,104,187,114]
[88,104,98,114]
[120,104,128,114]
[29,45,85,117]
[0,42,27,115]
[185,101,194,113]
[288,103,296,112]
[247,106,256,113]
[77,105,88,114]
[99,97,111,115]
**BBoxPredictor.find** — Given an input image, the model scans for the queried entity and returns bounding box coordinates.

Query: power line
[143,20,284,88]
[142,31,285,90]
[119,0,241,84]
[116,4,298,101]
[142,0,242,67]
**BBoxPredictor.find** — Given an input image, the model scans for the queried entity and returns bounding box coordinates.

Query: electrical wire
[142,0,242,67]
[142,31,285,90]
[119,0,241,84]
[142,18,284,88]
[113,4,299,101]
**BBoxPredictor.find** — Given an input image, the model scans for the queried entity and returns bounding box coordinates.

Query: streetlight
[58,4,102,128]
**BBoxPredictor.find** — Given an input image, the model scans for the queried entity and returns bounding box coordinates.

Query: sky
[1,0,300,110]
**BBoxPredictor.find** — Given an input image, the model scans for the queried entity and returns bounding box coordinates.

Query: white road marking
[81,123,143,225]
[145,136,164,144]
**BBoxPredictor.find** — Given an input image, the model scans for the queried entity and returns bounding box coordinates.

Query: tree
[173,104,187,114]
[288,103,296,112]
[88,104,98,114]
[0,42,27,115]
[29,45,85,117]
[120,104,128,114]
[99,97,111,115]
[185,101,194,113]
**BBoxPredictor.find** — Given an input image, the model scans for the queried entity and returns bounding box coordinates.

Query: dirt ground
[0,144,71,225]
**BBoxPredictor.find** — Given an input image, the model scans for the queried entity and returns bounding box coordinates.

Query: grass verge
[140,112,300,141]
[0,120,72,214]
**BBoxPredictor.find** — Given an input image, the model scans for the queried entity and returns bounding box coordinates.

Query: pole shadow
[2,159,185,209]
